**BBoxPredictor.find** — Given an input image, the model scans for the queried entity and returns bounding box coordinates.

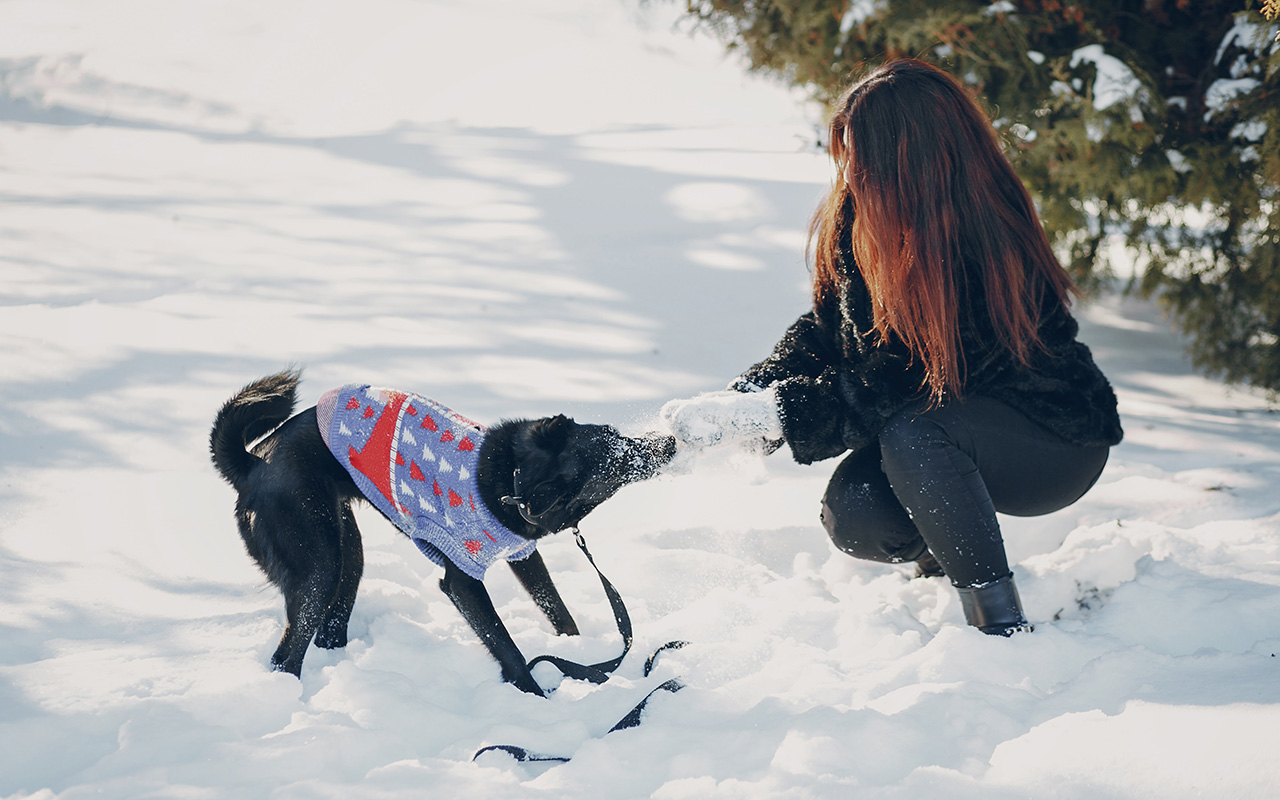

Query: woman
[660,59,1123,636]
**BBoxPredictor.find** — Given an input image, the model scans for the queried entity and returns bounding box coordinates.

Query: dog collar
[500,467,571,531]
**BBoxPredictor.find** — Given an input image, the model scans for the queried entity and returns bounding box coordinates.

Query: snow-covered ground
[2,2,1279,797]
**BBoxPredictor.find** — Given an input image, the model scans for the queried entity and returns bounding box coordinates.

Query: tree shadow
[1,58,823,493]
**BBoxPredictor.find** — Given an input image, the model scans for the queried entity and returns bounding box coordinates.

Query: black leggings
[820,396,1109,588]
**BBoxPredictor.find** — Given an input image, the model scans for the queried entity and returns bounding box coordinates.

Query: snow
[1069,44,1145,117]
[1204,13,1274,124]
[3,1,1280,798]
[1204,78,1262,121]
[841,1,881,33]
[1165,149,1192,173]
[1214,13,1280,66]
[1231,119,1268,142]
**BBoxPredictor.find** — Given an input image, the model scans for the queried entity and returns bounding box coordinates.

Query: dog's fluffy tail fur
[210,368,302,490]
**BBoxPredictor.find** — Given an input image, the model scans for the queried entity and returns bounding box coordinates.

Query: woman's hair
[809,58,1075,404]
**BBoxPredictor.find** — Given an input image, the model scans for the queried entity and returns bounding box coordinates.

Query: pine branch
[1262,0,1280,41]
[680,0,1280,392]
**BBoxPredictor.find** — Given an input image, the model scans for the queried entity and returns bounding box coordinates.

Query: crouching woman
[662,59,1123,636]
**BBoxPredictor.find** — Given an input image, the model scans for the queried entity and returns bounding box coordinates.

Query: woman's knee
[820,451,927,564]
[820,480,870,554]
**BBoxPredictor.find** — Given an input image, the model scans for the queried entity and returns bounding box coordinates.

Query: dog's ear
[529,414,573,454]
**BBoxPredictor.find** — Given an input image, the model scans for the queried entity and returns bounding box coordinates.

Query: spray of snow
[659,387,783,453]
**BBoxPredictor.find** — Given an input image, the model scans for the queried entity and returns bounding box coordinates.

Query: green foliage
[678,0,1280,392]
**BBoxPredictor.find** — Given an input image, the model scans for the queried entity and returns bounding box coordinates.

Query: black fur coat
[732,263,1124,465]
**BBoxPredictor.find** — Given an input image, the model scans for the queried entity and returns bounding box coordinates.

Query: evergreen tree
[678,0,1280,392]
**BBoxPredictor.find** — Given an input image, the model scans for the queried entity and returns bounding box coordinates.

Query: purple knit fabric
[316,384,535,580]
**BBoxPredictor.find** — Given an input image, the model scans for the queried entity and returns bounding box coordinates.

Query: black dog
[209,369,674,695]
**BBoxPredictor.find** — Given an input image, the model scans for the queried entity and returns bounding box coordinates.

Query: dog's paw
[270,657,304,678]
[313,622,349,650]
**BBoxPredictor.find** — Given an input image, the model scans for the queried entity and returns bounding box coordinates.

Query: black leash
[500,472,686,685]
[473,678,685,764]
[472,520,688,764]
[523,530,686,690]
[524,529,651,683]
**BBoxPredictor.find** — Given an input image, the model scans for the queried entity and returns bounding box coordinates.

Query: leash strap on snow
[605,678,685,733]
[472,528,689,765]
[473,677,686,764]
[523,529,631,683]
[525,529,687,685]
[473,745,569,764]
[643,640,686,677]
[503,481,669,680]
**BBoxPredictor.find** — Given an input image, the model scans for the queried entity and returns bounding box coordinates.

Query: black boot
[956,574,1033,636]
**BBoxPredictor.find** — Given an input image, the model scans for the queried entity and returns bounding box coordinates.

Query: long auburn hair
[809,58,1075,404]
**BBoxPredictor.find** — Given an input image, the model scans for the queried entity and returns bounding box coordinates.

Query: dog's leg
[507,552,579,636]
[438,561,545,696]
[271,569,340,676]
[262,500,345,676]
[315,504,363,649]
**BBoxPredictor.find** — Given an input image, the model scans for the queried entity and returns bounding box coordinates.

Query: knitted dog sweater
[316,385,536,580]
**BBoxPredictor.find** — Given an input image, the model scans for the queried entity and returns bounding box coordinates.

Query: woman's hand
[659,387,783,451]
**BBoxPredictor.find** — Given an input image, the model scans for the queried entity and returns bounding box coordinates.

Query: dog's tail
[209,369,301,489]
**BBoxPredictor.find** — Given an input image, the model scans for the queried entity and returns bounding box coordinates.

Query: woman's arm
[771,354,916,464]
[665,299,915,464]
[661,310,834,457]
